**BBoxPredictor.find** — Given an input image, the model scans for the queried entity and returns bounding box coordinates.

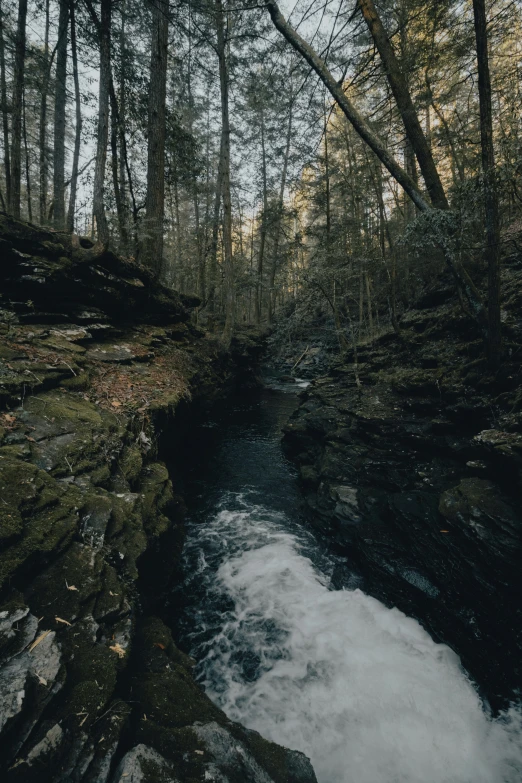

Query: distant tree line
[0,0,519,359]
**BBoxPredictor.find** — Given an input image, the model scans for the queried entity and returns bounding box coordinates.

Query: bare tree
[264,0,487,332]
[472,0,501,368]
[0,1,11,211]
[67,0,82,232]
[357,0,448,210]
[216,0,234,343]
[11,0,27,218]
[53,0,69,228]
[142,0,169,276]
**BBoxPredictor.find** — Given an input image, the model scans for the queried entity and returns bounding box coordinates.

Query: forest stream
[175,381,522,783]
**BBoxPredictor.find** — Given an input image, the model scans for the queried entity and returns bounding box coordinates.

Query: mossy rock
[25,542,104,621]
[61,370,92,391]
[58,624,120,728]
[118,444,143,483]
[93,563,125,621]
[19,391,126,478]
[138,462,174,537]
[0,458,80,589]
[384,368,443,396]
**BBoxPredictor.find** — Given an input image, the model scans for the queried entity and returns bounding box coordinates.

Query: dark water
[173,385,522,783]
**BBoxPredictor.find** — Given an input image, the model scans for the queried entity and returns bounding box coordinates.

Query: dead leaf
[111,400,122,408]
[154,642,166,651]
[28,630,52,653]
[25,435,36,443]
[440,530,450,533]
[66,582,79,591]
[55,617,72,627]
[109,591,119,597]
[35,673,48,686]
[109,643,126,659]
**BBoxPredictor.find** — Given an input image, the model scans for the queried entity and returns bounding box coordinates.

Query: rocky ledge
[0,213,316,783]
[283,259,522,711]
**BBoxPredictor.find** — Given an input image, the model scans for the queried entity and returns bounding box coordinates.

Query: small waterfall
[179,391,522,783]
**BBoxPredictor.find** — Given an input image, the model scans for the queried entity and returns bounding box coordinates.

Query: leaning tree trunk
[264,0,487,332]
[11,0,27,219]
[472,0,501,368]
[216,0,234,344]
[357,0,448,211]
[142,0,169,277]
[0,1,11,212]
[53,0,69,229]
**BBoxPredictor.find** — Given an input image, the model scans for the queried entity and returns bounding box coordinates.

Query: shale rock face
[0,216,315,783]
[284,266,522,710]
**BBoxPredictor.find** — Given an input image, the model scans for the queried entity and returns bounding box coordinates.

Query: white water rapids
[179,390,522,783]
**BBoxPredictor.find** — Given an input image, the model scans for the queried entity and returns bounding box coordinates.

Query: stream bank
[172,383,522,783]
[282,260,522,712]
[0,214,315,783]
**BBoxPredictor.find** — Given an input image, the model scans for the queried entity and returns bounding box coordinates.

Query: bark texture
[216,0,235,343]
[11,0,28,218]
[357,0,449,210]
[472,0,502,367]
[53,0,69,229]
[143,0,169,277]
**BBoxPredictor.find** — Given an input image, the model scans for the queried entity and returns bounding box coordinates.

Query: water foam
[185,500,522,783]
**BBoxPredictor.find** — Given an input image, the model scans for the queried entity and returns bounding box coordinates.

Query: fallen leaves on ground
[28,630,52,652]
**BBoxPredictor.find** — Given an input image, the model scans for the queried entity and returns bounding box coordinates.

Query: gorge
[0,215,522,783]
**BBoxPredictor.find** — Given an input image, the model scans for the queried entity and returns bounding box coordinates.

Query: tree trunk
[186,28,205,302]
[67,0,82,232]
[142,0,169,277]
[207,139,224,315]
[268,92,293,324]
[264,0,487,331]
[92,0,111,243]
[118,1,127,214]
[324,106,331,250]
[22,88,31,221]
[216,0,234,344]
[53,0,68,229]
[472,0,501,367]
[110,92,129,252]
[254,104,268,324]
[11,0,27,219]
[0,1,12,212]
[357,0,448,210]
[38,0,50,223]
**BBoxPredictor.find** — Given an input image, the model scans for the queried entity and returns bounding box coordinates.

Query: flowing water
[178,384,522,783]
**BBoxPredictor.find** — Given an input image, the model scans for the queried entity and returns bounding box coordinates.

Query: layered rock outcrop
[0,214,315,783]
[283,264,522,710]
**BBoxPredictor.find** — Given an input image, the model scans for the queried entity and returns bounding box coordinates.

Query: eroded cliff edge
[283,259,522,712]
[0,213,316,783]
